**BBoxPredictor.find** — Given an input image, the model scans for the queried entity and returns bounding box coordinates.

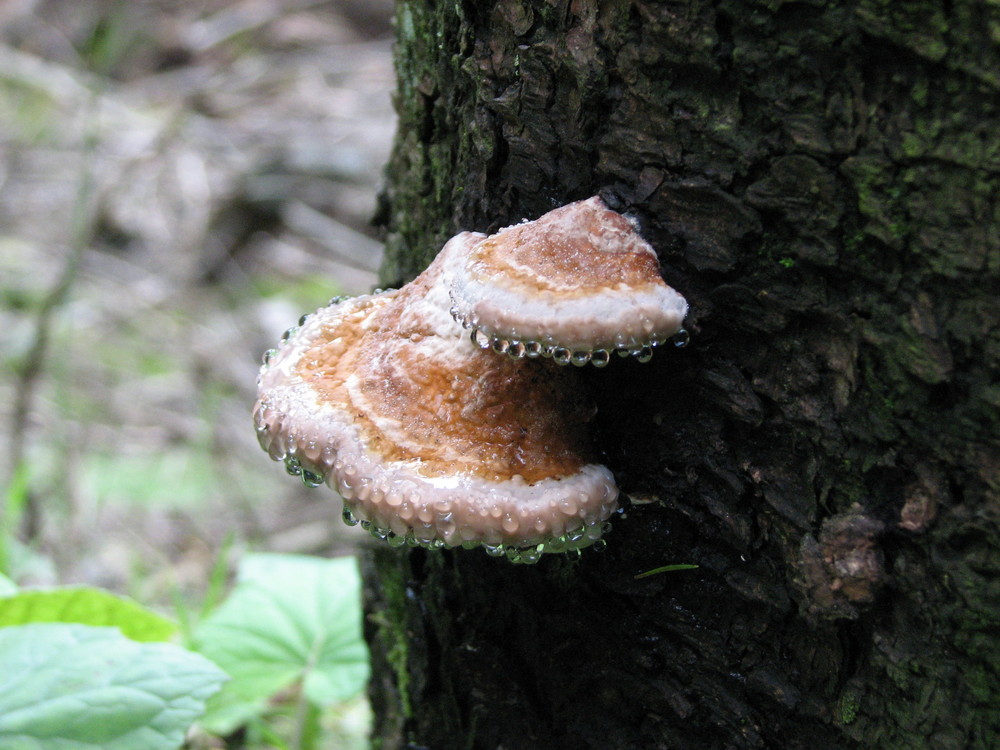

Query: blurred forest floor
[0,0,395,604]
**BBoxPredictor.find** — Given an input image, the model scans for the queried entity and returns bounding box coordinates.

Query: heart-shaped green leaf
[0,623,227,750]
[193,554,369,733]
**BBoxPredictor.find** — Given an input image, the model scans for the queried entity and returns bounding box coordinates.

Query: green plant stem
[0,466,29,575]
[292,698,321,750]
[4,88,100,544]
[292,633,327,750]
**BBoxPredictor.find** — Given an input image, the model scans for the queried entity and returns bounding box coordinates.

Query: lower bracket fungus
[254,196,688,562]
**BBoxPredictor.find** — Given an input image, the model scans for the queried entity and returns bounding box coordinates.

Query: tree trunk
[364,1,1000,748]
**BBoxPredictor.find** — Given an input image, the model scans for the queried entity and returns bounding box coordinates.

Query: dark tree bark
[364,1,999,748]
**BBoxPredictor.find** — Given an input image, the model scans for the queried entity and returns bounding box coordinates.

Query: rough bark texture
[365,1,1000,748]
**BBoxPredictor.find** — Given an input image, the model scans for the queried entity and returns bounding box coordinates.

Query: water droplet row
[339,503,612,564]
[263,297,688,378]
[466,325,688,366]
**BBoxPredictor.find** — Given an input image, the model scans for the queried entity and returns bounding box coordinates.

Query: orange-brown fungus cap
[449,196,688,365]
[253,236,619,562]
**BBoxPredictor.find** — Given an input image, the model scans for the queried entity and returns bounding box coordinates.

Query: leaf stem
[291,632,327,750]
[5,82,101,544]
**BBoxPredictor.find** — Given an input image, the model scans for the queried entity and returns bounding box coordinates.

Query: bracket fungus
[449,196,689,366]
[254,196,688,562]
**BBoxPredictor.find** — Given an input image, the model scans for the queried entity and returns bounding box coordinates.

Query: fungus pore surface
[254,196,688,562]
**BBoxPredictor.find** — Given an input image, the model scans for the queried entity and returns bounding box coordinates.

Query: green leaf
[634,563,700,579]
[0,623,227,750]
[193,554,369,733]
[0,586,177,642]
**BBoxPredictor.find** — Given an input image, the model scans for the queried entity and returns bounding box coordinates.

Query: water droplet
[281,326,298,342]
[386,533,407,548]
[358,479,376,503]
[552,347,572,365]
[336,473,356,500]
[592,538,608,552]
[542,537,565,554]
[591,349,610,367]
[301,469,324,487]
[471,329,491,349]
[491,338,510,355]
[524,341,542,358]
[672,328,690,348]
[484,544,505,558]
[342,506,359,526]
[298,313,310,326]
[635,346,654,363]
[616,348,632,358]
[570,350,591,367]
[284,457,302,476]
[507,341,526,359]
[262,348,277,366]
[519,546,543,564]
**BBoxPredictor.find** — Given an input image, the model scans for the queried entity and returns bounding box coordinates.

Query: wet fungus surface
[254,197,688,562]
[449,196,690,365]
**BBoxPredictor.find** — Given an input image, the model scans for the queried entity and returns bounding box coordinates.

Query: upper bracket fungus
[449,196,689,366]
[254,196,688,562]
